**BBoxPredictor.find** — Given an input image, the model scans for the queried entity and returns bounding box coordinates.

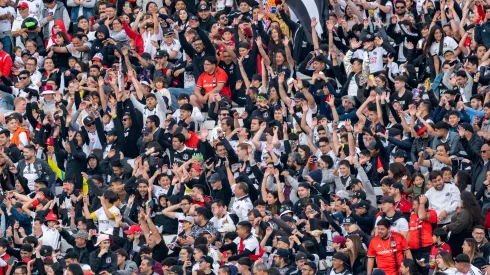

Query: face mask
[428,8,435,16]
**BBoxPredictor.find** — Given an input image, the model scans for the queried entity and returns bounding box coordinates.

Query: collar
[441,131,450,142]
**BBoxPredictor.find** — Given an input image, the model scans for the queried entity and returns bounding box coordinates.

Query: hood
[96,24,110,41]
[51,20,71,41]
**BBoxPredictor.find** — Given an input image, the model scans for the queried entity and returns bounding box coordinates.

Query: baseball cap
[17,2,28,9]
[83,116,95,126]
[413,124,428,136]
[275,248,289,258]
[280,206,293,216]
[123,224,142,235]
[155,50,169,59]
[169,266,184,275]
[189,15,199,20]
[332,235,346,245]
[178,216,194,224]
[105,128,117,136]
[460,122,474,133]
[380,196,395,204]
[334,190,350,199]
[342,216,355,225]
[40,245,53,257]
[353,190,366,200]
[141,127,152,134]
[454,254,471,263]
[294,92,306,101]
[362,33,374,42]
[277,236,290,245]
[199,3,209,10]
[208,173,221,184]
[92,53,103,62]
[355,201,370,209]
[41,85,55,95]
[200,256,214,265]
[251,74,262,81]
[295,252,308,261]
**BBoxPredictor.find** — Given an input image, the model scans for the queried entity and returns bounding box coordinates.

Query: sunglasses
[122,118,130,121]
[482,150,488,153]
[395,6,405,8]
[18,77,28,80]
[86,123,95,127]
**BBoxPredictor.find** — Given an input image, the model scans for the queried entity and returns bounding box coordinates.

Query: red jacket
[0,253,11,275]
[0,51,12,77]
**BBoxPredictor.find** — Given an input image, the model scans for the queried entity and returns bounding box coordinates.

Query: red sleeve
[1,53,12,77]
[217,69,228,83]
[484,209,490,230]
[367,239,377,257]
[196,75,204,88]
[427,210,438,224]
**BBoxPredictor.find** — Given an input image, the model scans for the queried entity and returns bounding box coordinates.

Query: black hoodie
[89,25,116,66]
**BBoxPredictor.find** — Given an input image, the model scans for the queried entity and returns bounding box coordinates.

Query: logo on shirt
[106,257,111,264]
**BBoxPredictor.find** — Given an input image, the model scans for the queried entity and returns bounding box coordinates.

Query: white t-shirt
[160,39,182,60]
[0,6,15,32]
[41,225,61,250]
[368,47,388,74]
[215,0,233,11]
[430,37,458,61]
[12,16,39,49]
[87,131,102,151]
[22,163,38,191]
[375,215,409,233]
[91,205,120,233]
[47,6,56,35]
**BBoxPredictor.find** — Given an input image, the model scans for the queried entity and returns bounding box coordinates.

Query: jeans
[168,85,195,110]
[1,36,12,57]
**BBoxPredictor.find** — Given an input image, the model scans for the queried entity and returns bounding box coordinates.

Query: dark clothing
[89,248,118,273]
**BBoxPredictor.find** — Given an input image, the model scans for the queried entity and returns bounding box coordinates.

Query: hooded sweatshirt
[89,25,116,66]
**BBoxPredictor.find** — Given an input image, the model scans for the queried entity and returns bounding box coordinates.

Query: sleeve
[217,70,228,84]
[427,210,438,224]
[367,241,376,257]
[399,234,409,250]
[196,75,203,88]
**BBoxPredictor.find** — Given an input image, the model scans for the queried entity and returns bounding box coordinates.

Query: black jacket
[59,228,95,264]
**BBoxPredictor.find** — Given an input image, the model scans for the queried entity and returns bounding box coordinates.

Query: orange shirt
[196,67,230,97]
[368,232,409,275]
[409,209,438,249]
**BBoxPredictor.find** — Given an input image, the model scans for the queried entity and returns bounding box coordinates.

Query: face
[297,187,309,199]
[138,183,149,196]
[140,259,152,273]
[434,29,442,41]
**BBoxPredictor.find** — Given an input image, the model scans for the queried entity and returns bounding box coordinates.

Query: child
[218,28,235,59]
[153,76,171,107]
[441,167,454,184]
[13,47,24,69]
[404,172,427,198]
[429,228,452,269]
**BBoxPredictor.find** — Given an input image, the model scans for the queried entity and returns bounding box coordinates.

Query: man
[454,254,483,275]
[117,96,142,159]
[389,182,412,219]
[192,56,229,108]
[12,2,40,51]
[431,121,463,156]
[293,183,325,219]
[367,219,413,275]
[231,182,253,222]
[375,196,409,239]
[130,91,167,128]
[39,0,70,42]
[0,129,21,163]
[237,257,252,275]
[190,207,220,240]
[285,252,307,275]
[345,200,375,234]
[198,256,215,275]
[390,76,413,110]
[331,252,352,275]
[70,109,106,152]
[425,170,461,226]
[409,194,437,268]
[12,70,39,99]
[460,126,490,193]
[57,228,94,264]
[0,0,14,56]
[140,256,159,275]
[473,225,490,260]
[273,248,290,274]
[219,221,263,262]
[16,144,56,191]
[210,199,234,231]
[89,234,117,273]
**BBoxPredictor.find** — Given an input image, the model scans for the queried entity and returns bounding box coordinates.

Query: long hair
[424,25,444,56]
[267,26,285,60]
[67,264,84,275]
[463,238,481,262]
[435,250,455,271]
[461,191,484,226]
[298,145,313,162]
[56,31,70,45]
[346,235,366,266]
[455,170,471,193]
[389,162,411,182]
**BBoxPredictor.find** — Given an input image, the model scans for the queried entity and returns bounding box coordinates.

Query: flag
[284,0,329,43]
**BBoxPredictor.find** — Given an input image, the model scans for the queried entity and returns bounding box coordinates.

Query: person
[425,170,461,226]
[453,254,483,275]
[88,234,117,273]
[408,194,437,267]
[367,219,413,275]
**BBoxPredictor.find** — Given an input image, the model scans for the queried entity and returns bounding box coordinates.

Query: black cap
[295,252,308,261]
[105,128,117,136]
[199,3,209,10]
[40,245,53,256]
[251,74,262,81]
[208,173,221,183]
[200,256,214,265]
[342,216,355,225]
[169,266,184,275]
[189,15,199,20]
[332,252,349,264]
[393,150,408,160]
[353,190,366,200]
[362,33,374,43]
[275,248,289,258]
[177,93,190,101]
[346,178,361,190]
[380,196,395,204]
[83,116,95,126]
[294,92,306,101]
[141,127,152,134]
[21,49,31,56]
[167,118,177,129]
[277,236,290,245]
[460,122,474,133]
[355,201,369,209]
[163,28,173,36]
[454,254,471,263]
[281,215,294,223]
[155,50,169,59]
[280,206,293,216]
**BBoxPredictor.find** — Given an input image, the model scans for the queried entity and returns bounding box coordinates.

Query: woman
[400,259,419,275]
[345,235,367,275]
[445,191,484,256]
[388,162,411,185]
[176,9,190,29]
[424,25,460,75]
[46,20,71,48]
[47,31,71,70]
[65,264,84,275]
[128,179,157,222]
[434,250,458,275]
[298,145,313,165]
[179,246,194,275]
[168,216,193,256]
[462,238,486,269]
[110,18,130,44]
[455,170,472,193]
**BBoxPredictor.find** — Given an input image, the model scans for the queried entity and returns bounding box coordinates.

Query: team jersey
[91,205,120,233]
[409,209,438,249]
[367,232,409,275]
[196,67,230,97]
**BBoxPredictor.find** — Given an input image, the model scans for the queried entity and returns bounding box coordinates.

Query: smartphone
[369,74,375,82]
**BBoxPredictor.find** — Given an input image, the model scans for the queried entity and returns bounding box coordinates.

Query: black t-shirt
[152,239,169,262]
[390,89,413,110]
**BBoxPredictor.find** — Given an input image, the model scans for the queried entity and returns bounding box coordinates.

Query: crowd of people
[2,0,490,274]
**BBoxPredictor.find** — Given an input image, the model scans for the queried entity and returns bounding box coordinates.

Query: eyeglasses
[18,77,28,80]
[395,6,405,8]
[221,113,230,116]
